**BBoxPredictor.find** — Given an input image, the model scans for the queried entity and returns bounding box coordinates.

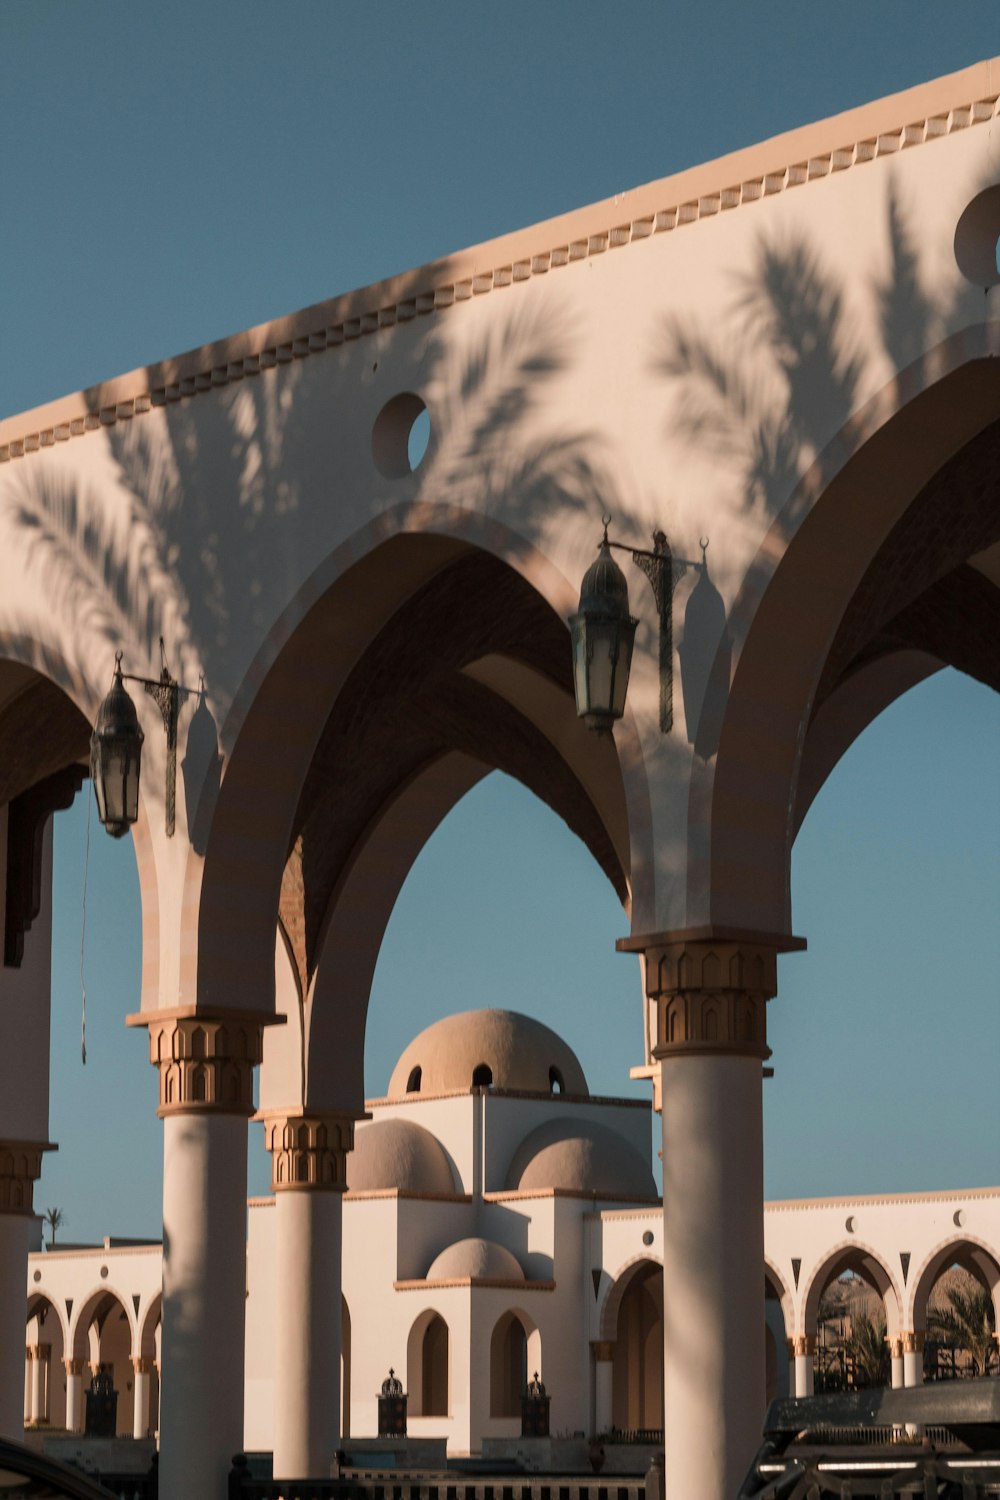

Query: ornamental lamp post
[90,654,144,838]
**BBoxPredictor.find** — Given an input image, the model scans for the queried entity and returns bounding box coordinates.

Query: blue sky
[3,3,998,1241]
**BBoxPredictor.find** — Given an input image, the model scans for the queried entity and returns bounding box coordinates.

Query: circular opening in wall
[642,1231,654,1247]
[100,1265,109,1279]
[954,184,1000,287]
[372,393,431,479]
[32,1269,41,1283]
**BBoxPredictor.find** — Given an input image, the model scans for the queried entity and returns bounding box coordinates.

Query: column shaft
[160,1111,249,1500]
[264,1111,355,1480]
[626,932,791,1500]
[144,1010,265,1500]
[794,1338,815,1397]
[662,1055,765,1496]
[902,1332,924,1387]
[132,1359,151,1440]
[29,1345,49,1423]
[65,1361,85,1435]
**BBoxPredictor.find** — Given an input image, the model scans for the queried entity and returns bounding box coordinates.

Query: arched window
[490,1311,535,1417]
[406,1066,422,1094]
[472,1062,493,1089]
[421,1314,449,1415]
[548,1065,564,1094]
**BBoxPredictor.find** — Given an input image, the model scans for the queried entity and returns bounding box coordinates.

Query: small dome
[576,540,633,620]
[386,1009,588,1099]
[427,1237,525,1281]
[347,1119,455,1195]
[505,1119,657,1198]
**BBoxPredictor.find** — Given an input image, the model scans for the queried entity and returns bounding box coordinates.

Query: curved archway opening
[406,1309,449,1418]
[912,1238,1000,1382]
[804,1250,901,1394]
[609,1260,663,1435]
[489,1309,540,1419]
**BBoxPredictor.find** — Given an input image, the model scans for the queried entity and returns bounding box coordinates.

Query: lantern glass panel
[611,622,636,717]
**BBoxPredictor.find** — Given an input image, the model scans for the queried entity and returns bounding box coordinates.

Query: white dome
[427,1237,525,1281]
[505,1119,657,1199]
[386,1009,588,1099]
[346,1118,455,1195]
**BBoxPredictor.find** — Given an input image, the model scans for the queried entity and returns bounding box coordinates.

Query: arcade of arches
[1,55,1000,1500]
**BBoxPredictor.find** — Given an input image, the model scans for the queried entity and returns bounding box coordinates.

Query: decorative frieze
[262,1112,358,1192]
[144,1012,266,1117]
[0,1141,50,1214]
[1,90,995,466]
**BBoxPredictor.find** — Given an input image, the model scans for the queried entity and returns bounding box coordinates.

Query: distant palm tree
[42,1207,63,1249]
[928,1286,997,1377]
[845,1314,891,1389]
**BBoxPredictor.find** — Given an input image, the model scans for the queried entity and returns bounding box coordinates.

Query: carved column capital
[262,1111,359,1191]
[26,1343,51,1361]
[131,1356,153,1375]
[142,1010,268,1117]
[639,936,780,1060]
[793,1334,815,1358]
[902,1330,925,1354]
[591,1341,615,1363]
[63,1358,85,1377]
[0,1140,53,1215]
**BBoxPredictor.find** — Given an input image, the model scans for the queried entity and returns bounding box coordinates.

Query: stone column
[143,1011,265,1500]
[23,1352,31,1426]
[28,1343,49,1424]
[591,1341,614,1436]
[623,930,795,1500]
[0,1143,47,1438]
[902,1330,924,1387]
[785,1339,796,1398]
[263,1111,357,1479]
[793,1335,815,1397]
[64,1358,85,1434]
[132,1356,152,1439]
[890,1337,904,1390]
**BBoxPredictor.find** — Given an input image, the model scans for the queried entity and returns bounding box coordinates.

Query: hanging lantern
[569,533,638,733]
[90,656,144,837]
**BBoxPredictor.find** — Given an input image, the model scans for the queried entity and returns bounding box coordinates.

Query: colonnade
[21,1352,158,1436]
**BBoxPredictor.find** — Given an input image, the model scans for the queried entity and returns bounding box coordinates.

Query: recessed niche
[372,393,431,479]
[954,184,1000,287]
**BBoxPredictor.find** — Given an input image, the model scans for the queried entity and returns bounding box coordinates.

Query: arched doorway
[407,1309,449,1418]
[609,1260,663,1435]
[489,1309,540,1419]
[69,1289,137,1438]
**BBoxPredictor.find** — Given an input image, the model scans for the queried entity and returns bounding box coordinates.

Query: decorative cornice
[365,1089,651,1110]
[765,1186,1000,1212]
[1,72,996,464]
[143,1014,266,1117]
[640,937,778,1060]
[262,1111,359,1192]
[0,1140,55,1215]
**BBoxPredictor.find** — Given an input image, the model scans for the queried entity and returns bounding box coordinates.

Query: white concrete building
[25,1009,1000,1458]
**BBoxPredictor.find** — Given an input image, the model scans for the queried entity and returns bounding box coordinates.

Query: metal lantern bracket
[119,641,195,838]
[604,525,708,734]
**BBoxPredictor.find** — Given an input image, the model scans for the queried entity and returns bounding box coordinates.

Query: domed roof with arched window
[426,1237,525,1281]
[385,1009,589,1099]
[346,1118,456,1195]
[505,1118,658,1198]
